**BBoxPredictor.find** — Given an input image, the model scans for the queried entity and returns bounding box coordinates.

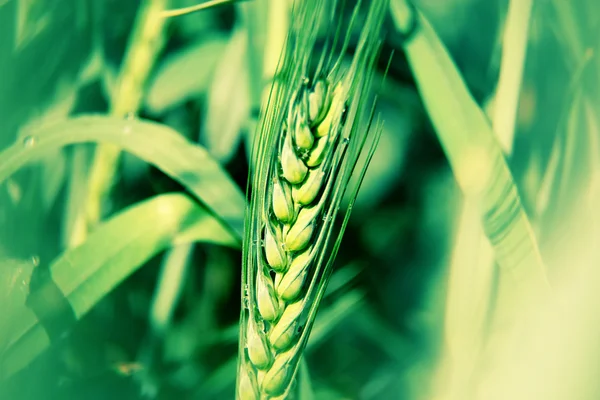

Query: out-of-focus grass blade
[490,0,533,154]
[0,192,238,379]
[308,289,364,349]
[550,0,586,67]
[149,243,194,336]
[200,27,250,162]
[238,0,289,164]
[476,174,600,400]
[62,146,92,249]
[298,358,315,400]
[434,0,534,397]
[0,257,36,353]
[0,115,246,237]
[146,35,228,113]
[1,0,92,149]
[353,98,414,214]
[479,6,600,395]
[160,0,250,18]
[390,1,549,292]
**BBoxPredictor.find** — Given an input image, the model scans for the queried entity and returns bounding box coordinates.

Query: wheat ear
[237,1,388,398]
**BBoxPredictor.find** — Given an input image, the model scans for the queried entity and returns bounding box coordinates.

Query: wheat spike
[237,0,388,398]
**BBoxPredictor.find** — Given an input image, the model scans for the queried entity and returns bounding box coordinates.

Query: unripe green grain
[281,130,308,184]
[256,271,281,322]
[315,83,345,137]
[246,319,272,369]
[270,322,297,352]
[284,206,319,251]
[264,225,287,272]
[292,169,325,205]
[306,136,329,167]
[294,117,314,150]
[276,248,314,301]
[269,300,304,351]
[272,178,295,223]
[237,364,259,400]
[307,79,330,126]
[261,353,293,397]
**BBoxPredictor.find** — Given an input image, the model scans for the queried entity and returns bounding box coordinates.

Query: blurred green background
[1,0,599,399]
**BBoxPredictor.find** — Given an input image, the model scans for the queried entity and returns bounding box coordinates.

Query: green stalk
[81,0,170,241]
[149,243,194,336]
[491,0,533,154]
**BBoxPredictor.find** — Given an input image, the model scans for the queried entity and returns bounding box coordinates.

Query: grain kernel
[292,169,325,205]
[237,364,259,400]
[272,178,295,223]
[264,225,287,272]
[285,206,320,251]
[256,271,281,321]
[281,130,308,184]
[246,319,272,369]
[261,352,292,397]
[308,79,330,126]
[294,117,314,150]
[269,301,304,351]
[306,136,329,167]
[276,248,314,301]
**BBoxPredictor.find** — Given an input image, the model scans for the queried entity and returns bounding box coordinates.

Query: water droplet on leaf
[22,136,36,148]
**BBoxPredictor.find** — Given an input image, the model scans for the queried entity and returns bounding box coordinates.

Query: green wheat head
[236,0,388,398]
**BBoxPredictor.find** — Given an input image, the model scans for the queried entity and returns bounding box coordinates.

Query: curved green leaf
[390,1,549,294]
[146,35,228,113]
[0,115,246,238]
[436,0,534,397]
[200,28,250,162]
[0,192,238,379]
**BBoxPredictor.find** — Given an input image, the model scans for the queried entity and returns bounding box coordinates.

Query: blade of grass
[535,49,594,219]
[0,192,238,379]
[150,243,195,336]
[390,0,549,291]
[0,115,246,238]
[238,0,289,163]
[298,358,315,400]
[145,34,228,114]
[161,0,249,18]
[136,242,195,397]
[435,0,535,398]
[200,27,250,162]
[491,0,533,154]
[390,4,552,397]
[63,146,91,249]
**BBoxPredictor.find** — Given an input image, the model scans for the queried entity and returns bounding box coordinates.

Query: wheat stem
[81,0,169,241]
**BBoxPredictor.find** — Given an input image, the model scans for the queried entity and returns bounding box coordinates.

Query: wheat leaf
[146,35,228,113]
[0,192,238,379]
[0,115,246,238]
[390,1,549,293]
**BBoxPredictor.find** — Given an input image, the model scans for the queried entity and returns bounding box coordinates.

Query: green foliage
[1,0,599,399]
[0,116,246,236]
[1,193,237,379]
